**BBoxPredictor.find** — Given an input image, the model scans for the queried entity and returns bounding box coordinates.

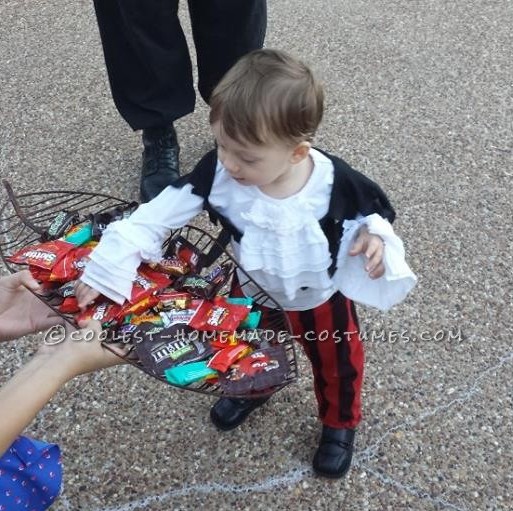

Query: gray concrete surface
[0,0,512,510]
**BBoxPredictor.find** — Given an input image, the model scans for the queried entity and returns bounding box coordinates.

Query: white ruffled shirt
[82,149,417,311]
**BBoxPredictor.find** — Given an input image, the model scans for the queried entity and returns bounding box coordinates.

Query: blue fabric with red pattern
[0,436,62,510]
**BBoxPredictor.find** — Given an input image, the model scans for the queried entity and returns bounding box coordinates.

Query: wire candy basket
[0,179,298,398]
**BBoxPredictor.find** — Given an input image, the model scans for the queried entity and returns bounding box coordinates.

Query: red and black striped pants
[286,292,363,429]
[231,278,364,429]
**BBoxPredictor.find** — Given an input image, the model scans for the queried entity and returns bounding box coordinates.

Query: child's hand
[75,281,101,310]
[349,226,385,279]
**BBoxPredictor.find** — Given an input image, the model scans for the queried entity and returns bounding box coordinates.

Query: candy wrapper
[90,202,138,240]
[207,343,252,372]
[42,210,80,241]
[116,295,160,320]
[156,291,192,311]
[8,240,75,270]
[130,265,172,303]
[174,263,232,299]
[160,306,200,327]
[0,179,296,398]
[150,256,189,276]
[165,361,217,386]
[218,345,290,393]
[59,297,80,314]
[75,301,122,327]
[29,266,52,283]
[64,220,93,245]
[134,324,213,377]
[49,245,93,282]
[189,296,250,332]
[164,235,204,272]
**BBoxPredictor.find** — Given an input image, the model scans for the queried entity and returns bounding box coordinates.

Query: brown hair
[209,49,324,146]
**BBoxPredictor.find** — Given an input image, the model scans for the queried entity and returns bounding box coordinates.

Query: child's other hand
[75,281,101,310]
[349,226,385,279]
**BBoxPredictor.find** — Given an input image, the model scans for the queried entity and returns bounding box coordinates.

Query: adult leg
[188,0,267,103]
[93,0,192,201]
[93,0,195,130]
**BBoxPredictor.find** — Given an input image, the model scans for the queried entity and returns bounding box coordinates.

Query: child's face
[212,122,300,188]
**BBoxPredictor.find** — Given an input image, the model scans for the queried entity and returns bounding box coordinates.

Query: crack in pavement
[359,350,513,462]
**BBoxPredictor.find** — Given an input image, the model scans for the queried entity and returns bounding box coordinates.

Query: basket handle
[2,179,46,235]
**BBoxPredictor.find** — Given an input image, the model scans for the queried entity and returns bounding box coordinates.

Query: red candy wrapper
[59,296,80,314]
[75,301,122,326]
[189,296,250,332]
[219,345,289,393]
[116,295,160,321]
[130,264,172,304]
[29,266,53,283]
[207,343,252,372]
[165,236,204,272]
[49,246,93,282]
[8,240,75,270]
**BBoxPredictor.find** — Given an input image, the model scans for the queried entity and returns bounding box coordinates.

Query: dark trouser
[93,0,267,130]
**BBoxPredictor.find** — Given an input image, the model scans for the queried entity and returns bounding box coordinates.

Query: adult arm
[0,321,126,456]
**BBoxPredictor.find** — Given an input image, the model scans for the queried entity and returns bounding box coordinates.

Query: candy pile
[7,205,290,395]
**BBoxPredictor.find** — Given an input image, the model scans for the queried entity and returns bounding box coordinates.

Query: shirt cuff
[80,263,129,304]
[333,213,417,311]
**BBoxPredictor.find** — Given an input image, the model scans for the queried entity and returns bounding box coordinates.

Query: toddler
[76,49,416,478]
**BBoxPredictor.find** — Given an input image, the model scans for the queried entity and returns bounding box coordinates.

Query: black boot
[312,426,355,478]
[210,397,269,431]
[140,125,180,202]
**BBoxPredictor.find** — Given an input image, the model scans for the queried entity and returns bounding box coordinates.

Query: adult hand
[38,319,128,379]
[0,270,63,342]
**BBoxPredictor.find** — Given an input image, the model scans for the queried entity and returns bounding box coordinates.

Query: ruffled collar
[222,149,337,300]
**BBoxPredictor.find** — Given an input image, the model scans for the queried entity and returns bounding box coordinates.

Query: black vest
[171,149,395,275]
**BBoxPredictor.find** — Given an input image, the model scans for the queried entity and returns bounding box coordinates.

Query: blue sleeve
[0,436,62,511]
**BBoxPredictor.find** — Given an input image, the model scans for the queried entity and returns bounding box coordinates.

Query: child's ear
[290,141,311,164]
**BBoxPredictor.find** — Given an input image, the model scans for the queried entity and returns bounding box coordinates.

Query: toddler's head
[210,49,324,148]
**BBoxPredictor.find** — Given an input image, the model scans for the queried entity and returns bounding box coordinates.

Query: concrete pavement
[1,1,512,509]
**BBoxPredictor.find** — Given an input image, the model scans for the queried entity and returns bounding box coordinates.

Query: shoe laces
[155,138,178,168]
[144,130,179,172]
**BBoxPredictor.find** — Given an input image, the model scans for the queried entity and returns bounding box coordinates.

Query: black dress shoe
[312,426,355,478]
[140,124,180,203]
[210,397,269,431]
